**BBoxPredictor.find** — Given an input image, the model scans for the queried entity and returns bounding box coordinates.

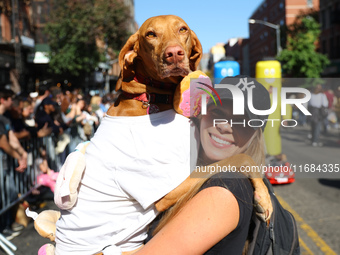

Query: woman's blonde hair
[153,128,265,235]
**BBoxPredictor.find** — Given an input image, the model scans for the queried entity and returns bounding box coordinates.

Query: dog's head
[116,15,202,91]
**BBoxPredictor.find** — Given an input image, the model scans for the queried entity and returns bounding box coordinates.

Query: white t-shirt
[309,93,328,108]
[55,110,196,254]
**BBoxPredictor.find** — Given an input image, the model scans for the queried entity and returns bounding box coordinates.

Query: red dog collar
[125,74,176,114]
[122,92,163,114]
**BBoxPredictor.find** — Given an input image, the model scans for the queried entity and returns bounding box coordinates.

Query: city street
[274,125,340,255]
[1,125,340,255]
[1,0,340,254]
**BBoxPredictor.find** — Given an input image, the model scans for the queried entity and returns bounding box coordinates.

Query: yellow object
[256,60,282,156]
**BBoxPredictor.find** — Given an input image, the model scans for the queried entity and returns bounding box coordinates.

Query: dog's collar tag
[141,93,151,108]
[139,93,159,114]
[147,104,160,114]
[122,91,167,114]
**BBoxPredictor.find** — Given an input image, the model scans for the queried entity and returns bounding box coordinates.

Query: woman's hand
[37,123,53,138]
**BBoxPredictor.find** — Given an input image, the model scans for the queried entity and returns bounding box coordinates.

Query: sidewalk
[282,123,340,148]
[1,200,58,255]
[279,123,340,180]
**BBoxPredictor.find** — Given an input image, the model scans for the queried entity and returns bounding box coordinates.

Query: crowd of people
[0,84,117,240]
[291,85,340,147]
[1,81,339,252]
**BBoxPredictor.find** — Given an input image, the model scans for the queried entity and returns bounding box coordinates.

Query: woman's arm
[13,129,31,140]
[0,133,27,172]
[0,134,21,160]
[135,186,240,255]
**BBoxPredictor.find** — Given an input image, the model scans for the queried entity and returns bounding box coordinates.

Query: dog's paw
[254,190,273,222]
[155,198,174,212]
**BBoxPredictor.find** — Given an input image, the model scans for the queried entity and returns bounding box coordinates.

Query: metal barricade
[0,135,61,255]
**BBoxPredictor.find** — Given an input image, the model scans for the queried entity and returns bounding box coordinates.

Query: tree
[277,13,329,78]
[44,0,132,77]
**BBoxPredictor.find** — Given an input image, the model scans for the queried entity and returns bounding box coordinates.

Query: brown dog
[107,15,272,219]
[107,15,202,116]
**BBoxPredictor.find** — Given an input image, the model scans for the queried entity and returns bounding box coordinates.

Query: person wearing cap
[35,97,64,137]
[134,76,271,255]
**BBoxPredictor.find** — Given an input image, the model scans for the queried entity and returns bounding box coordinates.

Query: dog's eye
[179,27,188,33]
[146,31,156,38]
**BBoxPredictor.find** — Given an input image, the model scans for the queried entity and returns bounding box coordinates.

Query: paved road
[1,200,57,255]
[1,125,340,255]
[273,125,340,255]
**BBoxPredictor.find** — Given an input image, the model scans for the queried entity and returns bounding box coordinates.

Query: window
[0,70,10,86]
[307,0,313,8]
[321,10,326,29]
[330,37,334,59]
[23,18,29,36]
[336,36,340,58]
[322,40,327,55]
[327,7,332,28]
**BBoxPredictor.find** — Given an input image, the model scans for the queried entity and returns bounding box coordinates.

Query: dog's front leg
[155,176,201,212]
[155,154,273,221]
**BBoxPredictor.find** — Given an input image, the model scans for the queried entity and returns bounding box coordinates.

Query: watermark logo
[196,82,222,111]
[200,77,312,117]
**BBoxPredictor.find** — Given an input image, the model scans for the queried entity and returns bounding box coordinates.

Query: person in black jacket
[35,97,64,137]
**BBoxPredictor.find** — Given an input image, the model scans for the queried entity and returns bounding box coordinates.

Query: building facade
[320,0,340,76]
[0,0,136,93]
[247,0,319,76]
[224,38,250,75]
[0,0,35,93]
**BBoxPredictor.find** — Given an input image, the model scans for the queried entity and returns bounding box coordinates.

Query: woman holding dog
[136,76,271,255]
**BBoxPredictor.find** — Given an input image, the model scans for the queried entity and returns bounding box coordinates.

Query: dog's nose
[164,45,184,64]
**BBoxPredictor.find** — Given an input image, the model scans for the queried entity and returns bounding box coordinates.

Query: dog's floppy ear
[189,30,203,71]
[115,32,139,91]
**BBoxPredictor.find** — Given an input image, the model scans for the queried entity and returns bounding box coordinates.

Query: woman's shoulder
[200,172,254,204]
[201,172,252,189]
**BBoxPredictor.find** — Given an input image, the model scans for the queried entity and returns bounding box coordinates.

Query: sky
[135,0,264,54]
